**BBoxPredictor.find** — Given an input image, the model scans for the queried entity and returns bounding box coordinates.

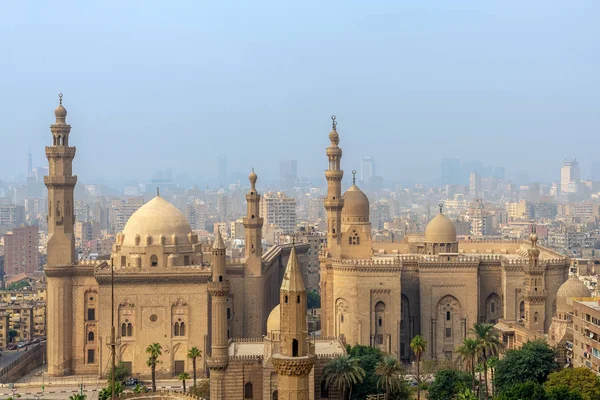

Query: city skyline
[2,1,599,184]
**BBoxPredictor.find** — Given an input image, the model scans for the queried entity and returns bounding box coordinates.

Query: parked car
[124,378,139,386]
[17,343,26,349]
[7,344,18,350]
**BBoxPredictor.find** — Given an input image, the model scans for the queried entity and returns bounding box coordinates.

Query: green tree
[486,356,498,398]
[8,330,17,343]
[108,362,130,383]
[546,386,584,400]
[426,369,471,400]
[455,386,477,400]
[375,355,404,397]
[323,354,366,400]
[7,281,31,291]
[98,381,124,400]
[470,323,503,400]
[146,342,162,392]
[495,381,547,400]
[494,339,558,393]
[178,372,190,393]
[456,337,480,393]
[307,290,321,309]
[187,346,202,387]
[544,367,600,400]
[69,395,87,400]
[189,379,210,398]
[347,345,383,398]
[410,335,427,400]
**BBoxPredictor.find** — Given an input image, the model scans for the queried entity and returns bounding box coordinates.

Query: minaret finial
[331,115,337,130]
[249,167,257,190]
[352,170,356,185]
[157,187,160,197]
[59,92,63,105]
[439,202,444,214]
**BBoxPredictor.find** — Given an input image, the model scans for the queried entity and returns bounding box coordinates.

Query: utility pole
[107,260,119,400]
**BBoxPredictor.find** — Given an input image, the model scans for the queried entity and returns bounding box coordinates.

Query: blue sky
[2,1,599,184]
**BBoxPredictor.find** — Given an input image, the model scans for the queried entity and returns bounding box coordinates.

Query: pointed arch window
[349,230,360,245]
[244,382,253,399]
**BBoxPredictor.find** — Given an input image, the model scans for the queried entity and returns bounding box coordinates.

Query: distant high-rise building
[217,193,228,222]
[561,159,580,193]
[441,158,461,185]
[279,160,298,189]
[27,150,32,178]
[469,172,482,198]
[260,192,297,234]
[186,199,207,230]
[0,204,25,229]
[361,157,376,183]
[592,162,600,181]
[4,225,39,276]
[218,155,228,188]
[111,198,144,232]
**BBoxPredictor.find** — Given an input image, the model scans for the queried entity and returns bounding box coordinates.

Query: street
[1,348,31,371]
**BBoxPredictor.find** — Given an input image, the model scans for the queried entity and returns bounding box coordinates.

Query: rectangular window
[121,256,126,266]
[87,308,96,321]
[445,328,452,338]
[184,255,190,265]
[174,360,185,374]
[87,349,95,364]
[227,308,231,320]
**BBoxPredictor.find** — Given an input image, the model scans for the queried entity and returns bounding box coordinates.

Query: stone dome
[556,276,591,313]
[424,212,457,243]
[121,196,192,247]
[54,104,67,119]
[341,185,369,222]
[267,305,280,334]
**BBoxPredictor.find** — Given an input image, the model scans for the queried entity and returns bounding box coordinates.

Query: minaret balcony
[271,354,316,376]
[324,198,344,208]
[208,280,230,296]
[325,170,343,180]
[45,146,76,158]
[44,176,78,187]
[206,356,229,371]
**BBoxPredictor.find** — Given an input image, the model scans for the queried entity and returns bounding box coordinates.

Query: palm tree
[375,355,404,397]
[410,335,427,400]
[146,342,162,392]
[486,356,499,398]
[322,354,366,400]
[69,395,87,400]
[187,347,202,387]
[178,372,190,393]
[456,337,480,393]
[470,323,503,400]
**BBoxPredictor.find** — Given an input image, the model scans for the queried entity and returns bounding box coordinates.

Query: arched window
[378,317,382,327]
[88,331,94,342]
[272,390,278,400]
[180,322,186,336]
[127,323,133,337]
[285,295,288,304]
[297,295,300,304]
[491,302,495,313]
[534,312,539,323]
[292,339,299,357]
[219,275,223,282]
[446,311,451,321]
[321,380,329,398]
[56,201,61,218]
[341,314,344,323]
[121,323,127,337]
[349,230,360,245]
[174,322,180,336]
[244,382,253,399]
[151,255,158,267]
[519,301,525,319]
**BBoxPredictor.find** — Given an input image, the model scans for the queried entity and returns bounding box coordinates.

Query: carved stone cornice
[272,355,315,376]
[332,265,403,273]
[208,281,230,296]
[95,272,210,285]
[206,356,229,371]
[45,264,94,278]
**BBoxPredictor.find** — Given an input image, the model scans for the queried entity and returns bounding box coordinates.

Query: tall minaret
[243,168,263,271]
[272,246,314,399]
[324,115,344,256]
[523,225,546,333]
[44,93,77,376]
[207,229,229,399]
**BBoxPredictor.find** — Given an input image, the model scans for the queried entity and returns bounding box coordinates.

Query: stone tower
[523,226,546,333]
[272,246,314,400]
[324,116,344,257]
[44,94,77,375]
[207,229,229,399]
[243,169,265,336]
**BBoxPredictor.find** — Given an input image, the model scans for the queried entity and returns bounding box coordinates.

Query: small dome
[425,212,457,243]
[556,276,591,313]
[267,305,280,334]
[341,185,369,222]
[54,104,67,118]
[121,196,192,247]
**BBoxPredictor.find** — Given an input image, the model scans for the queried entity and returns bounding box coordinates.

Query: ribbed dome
[121,196,192,247]
[556,276,591,313]
[341,185,369,222]
[54,104,67,119]
[267,305,280,334]
[424,213,457,243]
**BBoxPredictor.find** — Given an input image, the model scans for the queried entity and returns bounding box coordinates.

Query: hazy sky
[2,1,599,184]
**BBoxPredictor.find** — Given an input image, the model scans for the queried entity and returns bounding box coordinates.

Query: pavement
[0,348,32,370]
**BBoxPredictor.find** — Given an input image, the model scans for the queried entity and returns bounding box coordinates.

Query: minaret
[324,115,344,256]
[272,246,314,400]
[523,225,546,333]
[207,230,229,399]
[44,93,77,376]
[243,168,263,271]
[242,168,265,336]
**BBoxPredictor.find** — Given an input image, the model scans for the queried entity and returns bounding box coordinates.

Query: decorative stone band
[206,356,229,371]
[208,281,230,296]
[95,272,210,284]
[45,264,94,278]
[271,355,315,377]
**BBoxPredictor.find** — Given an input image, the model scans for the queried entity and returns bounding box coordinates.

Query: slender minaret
[207,229,229,399]
[272,246,314,399]
[243,168,263,270]
[524,225,546,333]
[44,93,77,376]
[324,115,344,256]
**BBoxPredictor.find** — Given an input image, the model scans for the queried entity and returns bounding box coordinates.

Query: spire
[54,93,67,124]
[213,228,226,250]
[352,170,356,185]
[281,245,305,292]
[328,115,339,146]
[249,168,257,191]
[156,187,160,197]
[439,202,444,214]
[530,224,538,248]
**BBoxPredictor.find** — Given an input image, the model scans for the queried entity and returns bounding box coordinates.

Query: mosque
[44,96,575,399]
